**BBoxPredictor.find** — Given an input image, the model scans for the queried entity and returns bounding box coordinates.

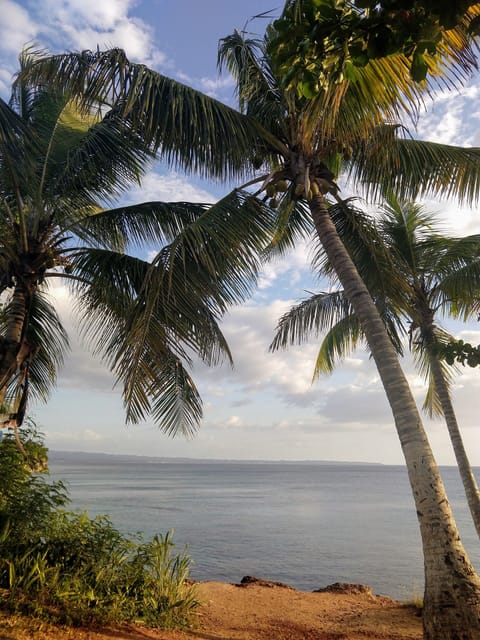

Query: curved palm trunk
[309,194,480,640]
[429,349,480,540]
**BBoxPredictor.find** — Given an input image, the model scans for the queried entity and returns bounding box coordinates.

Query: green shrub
[0,422,198,629]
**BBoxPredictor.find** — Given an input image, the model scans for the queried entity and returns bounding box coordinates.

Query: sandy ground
[0,579,423,640]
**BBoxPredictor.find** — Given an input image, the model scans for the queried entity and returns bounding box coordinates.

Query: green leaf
[411,51,428,82]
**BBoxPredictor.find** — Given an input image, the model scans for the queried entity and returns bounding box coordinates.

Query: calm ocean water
[48,452,480,600]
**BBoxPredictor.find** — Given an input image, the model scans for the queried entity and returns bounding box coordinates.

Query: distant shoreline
[48,449,385,466]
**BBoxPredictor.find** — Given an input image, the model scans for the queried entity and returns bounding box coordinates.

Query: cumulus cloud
[124,171,215,205]
[416,78,480,146]
[257,240,314,291]
[2,0,168,73]
[0,1,38,55]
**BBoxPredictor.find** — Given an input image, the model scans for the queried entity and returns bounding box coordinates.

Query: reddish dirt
[0,580,423,640]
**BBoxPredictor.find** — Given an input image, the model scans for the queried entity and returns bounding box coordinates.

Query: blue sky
[1,0,480,464]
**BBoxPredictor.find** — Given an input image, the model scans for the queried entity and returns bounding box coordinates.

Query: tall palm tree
[271,194,480,541]
[0,52,273,440]
[14,15,480,639]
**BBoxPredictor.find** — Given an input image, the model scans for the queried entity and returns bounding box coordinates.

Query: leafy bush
[0,422,198,628]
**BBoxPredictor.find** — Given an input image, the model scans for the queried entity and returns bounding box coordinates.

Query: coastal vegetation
[0,424,197,628]
[270,194,480,539]
[1,1,480,638]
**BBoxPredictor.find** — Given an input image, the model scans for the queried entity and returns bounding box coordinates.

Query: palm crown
[0,51,273,435]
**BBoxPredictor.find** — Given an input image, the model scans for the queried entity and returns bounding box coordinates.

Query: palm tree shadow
[89,625,238,640]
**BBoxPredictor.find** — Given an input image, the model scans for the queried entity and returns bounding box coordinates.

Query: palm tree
[0,51,273,441]
[14,13,480,638]
[270,194,480,541]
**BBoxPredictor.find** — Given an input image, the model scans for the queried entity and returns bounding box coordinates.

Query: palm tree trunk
[429,349,480,540]
[309,193,480,640]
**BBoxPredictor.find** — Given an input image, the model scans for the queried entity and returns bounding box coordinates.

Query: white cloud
[124,171,215,205]
[198,74,235,97]
[225,415,243,428]
[258,240,313,290]
[4,0,168,72]
[416,76,480,146]
[0,1,38,54]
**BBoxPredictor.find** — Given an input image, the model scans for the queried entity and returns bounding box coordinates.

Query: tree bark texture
[429,350,480,541]
[309,194,480,640]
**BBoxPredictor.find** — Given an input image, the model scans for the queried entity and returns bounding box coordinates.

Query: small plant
[403,585,424,612]
[138,531,198,628]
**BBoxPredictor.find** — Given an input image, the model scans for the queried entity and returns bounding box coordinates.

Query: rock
[238,575,294,590]
[314,582,373,596]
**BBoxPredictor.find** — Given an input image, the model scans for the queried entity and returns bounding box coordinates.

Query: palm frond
[47,109,155,212]
[270,290,354,351]
[72,201,211,251]
[141,354,203,438]
[411,326,459,417]
[0,289,69,404]
[218,30,288,144]
[18,48,267,181]
[22,290,69,402]
[265,188,313,256]
[144,189,274,314]
[68,245,231,433]
[433,238,480,317]
[0,96,33,200]
[313,313,362,377]
[352,131,480,205]
[313,198,406,298]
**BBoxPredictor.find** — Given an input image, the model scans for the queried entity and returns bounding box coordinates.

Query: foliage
[0,424,197,628]
[271,196,480,413]
[0,50,273,437]
[0,421,67,549]
[270,0,480,97]
[136,531,198,628]
[439,339,480,366]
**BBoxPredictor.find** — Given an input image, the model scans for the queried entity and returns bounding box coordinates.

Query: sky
[1,0,480,464]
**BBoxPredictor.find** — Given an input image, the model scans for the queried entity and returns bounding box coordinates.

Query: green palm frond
[432,238,480,317]
[270,290,354,351]
[313,198,405,297]
[265,189,313,256]
[141,354,203,438]
[218,31,287,143]
[0,289,69,405]
[21,290,69,402]
[67,246,231,434]
[144,190,274,313]
[72,201,211,252]
[313,313,362,377]
[48,111,155,212]
[411,326,459,417]
[352,131,480,205]
[271,285,405,370]
[18,48,266,181]
[0,96,33,198]
[307,54,426,146]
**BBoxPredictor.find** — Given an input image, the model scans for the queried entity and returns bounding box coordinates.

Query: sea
[48,452,480,601]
